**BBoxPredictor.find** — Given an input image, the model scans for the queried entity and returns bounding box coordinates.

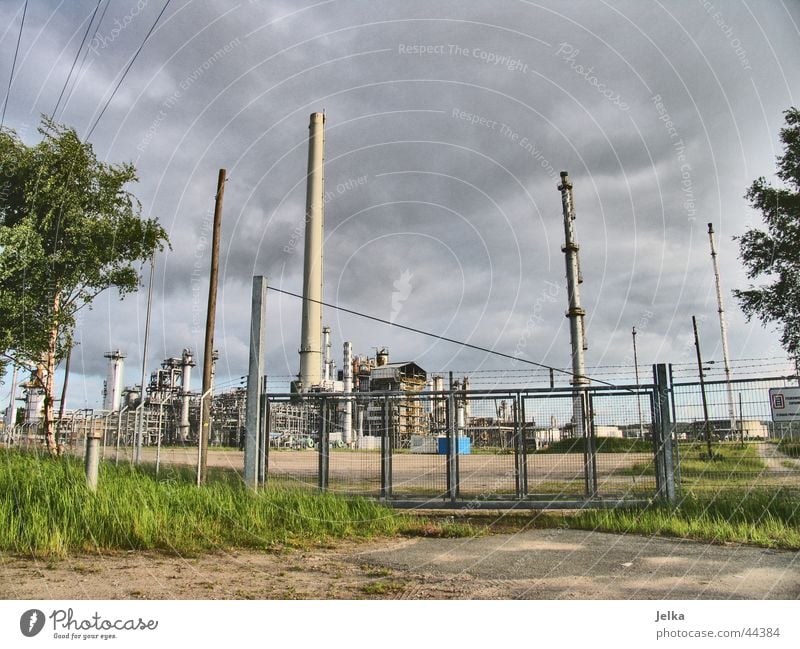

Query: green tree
[735,107,800,366]
[0,117,168,453]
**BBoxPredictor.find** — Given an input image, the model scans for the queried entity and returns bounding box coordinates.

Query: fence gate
[262,381,667,507]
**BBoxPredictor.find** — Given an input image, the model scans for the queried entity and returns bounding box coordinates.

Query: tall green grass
[0,450,416,557]
[778,438,800,458]
[537,437,652,454]
[557,489,800,549]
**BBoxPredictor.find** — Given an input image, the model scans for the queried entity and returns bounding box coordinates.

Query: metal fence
[5,369,797,505]
[261,382,666,507]
[670,375,800,492]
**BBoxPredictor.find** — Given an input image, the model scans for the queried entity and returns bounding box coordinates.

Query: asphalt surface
[353,528,800,599]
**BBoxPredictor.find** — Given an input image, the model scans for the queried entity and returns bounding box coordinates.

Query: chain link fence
[671,376,800,493]
[6,369,797,505]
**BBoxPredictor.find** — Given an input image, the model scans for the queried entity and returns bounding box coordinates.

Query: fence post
[668,364,681,488]
[520,394,529,497]
[653,364,676,502]
[318,397,329,491]
[446,390,458,502]
[85,430,102,492]
[244,276,267,490]
[585,391,598,498]
[512,393,522,498]
[649,390,664,498]
[260,379,269,486]
[380,395,392,499]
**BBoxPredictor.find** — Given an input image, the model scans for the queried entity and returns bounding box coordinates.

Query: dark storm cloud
[1,0,798,406]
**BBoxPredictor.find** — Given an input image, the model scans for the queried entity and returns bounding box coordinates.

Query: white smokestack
[179,348,194,441]
[103,350,126,411]
[298,112,325,391]
[342,341,353,445]
[323,325,332,383]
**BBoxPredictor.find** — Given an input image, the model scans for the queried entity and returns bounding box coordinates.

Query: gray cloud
[1,0,798,407]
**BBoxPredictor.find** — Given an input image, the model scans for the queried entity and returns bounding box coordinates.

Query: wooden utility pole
[199,168,226,484]
[692,316,714,459]
[55,338,73,449]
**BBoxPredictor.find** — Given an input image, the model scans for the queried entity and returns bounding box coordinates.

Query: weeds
[0,450,412,557]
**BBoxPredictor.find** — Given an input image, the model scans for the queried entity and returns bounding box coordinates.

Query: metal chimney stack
[558,171,594,495]
[708,223,736,432]
[298,112,326,391]
[178,348,194,441]
[103,350,126,411]
[322,325,332,383]
[342,341,353,446]
[558,171,588,388]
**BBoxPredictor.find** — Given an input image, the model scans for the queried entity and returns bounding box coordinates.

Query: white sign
[768,387,800,422]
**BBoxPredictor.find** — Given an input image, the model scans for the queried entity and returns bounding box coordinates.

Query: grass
[0,449,468,558]
[537,437,653,454]
[676,443,767,475]
[3,446,798,558]
[778,438,800,458]
[442,487,800,550]
[554,488,800,550]
[619,442,767,481]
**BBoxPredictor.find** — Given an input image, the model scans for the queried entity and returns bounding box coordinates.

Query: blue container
[437,436,471,455]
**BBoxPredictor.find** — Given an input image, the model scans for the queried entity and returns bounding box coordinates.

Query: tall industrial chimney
[298,112,325,391]
[103,350,126,411]
[342,341,353,446]
[178,348,194,441]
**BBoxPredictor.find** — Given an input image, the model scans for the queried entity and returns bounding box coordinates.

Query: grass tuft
[778,439,800,458]
[0,449,416,558]
[537,437,652,454]
[556,488,800,550]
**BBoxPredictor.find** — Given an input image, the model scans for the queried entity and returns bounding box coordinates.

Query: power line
[51,0,102,120]
[60,0,112,114]
[267,285,632,392]
[1,0,28,129]
[85,0,172,140]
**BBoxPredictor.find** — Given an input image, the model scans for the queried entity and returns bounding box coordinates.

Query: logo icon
[772,393,785,410]
[20,609,45,637]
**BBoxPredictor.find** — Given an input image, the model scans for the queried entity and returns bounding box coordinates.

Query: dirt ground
[3,529,798,600]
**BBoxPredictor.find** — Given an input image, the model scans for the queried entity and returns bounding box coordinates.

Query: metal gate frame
[260,365,676,508]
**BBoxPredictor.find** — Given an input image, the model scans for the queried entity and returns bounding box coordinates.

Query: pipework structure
[558,170,595,493]
[707,223,736,432]
[558,171,589,396]
[298,112,326,392]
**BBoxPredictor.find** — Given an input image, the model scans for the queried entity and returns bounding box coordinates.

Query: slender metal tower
[558,171,594,494]
[707,223,736,432]
[4,365,18,429]
[322,325,333,383]
[558,171,589,397]
[135,256,155,465]
[178,348,194,441]
[298,112,325,391]
[632,327,644,438]
[103,350,126,412]
[342,341,353,446]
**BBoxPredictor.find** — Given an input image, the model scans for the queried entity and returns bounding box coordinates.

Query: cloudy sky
[1,0,798,408]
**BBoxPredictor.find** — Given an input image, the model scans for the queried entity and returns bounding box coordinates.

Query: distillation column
[342,341,353,446]
[558,171,594,494]
[178,348,194,441]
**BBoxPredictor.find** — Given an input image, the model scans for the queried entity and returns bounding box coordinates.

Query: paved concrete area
[353,528,800,599]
